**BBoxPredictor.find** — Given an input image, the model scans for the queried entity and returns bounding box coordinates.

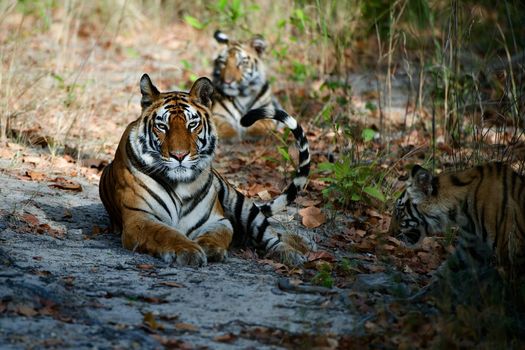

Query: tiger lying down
[99,74,313,266]
[211,30,280,141]
[389,162,525,282]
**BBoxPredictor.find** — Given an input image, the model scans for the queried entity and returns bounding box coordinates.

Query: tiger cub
[99,74,312,267]
[389,163,525,280]
[211,30,280,140]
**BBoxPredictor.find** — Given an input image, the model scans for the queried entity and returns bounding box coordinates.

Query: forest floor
[2,8,517,349]
[0,142,442,350]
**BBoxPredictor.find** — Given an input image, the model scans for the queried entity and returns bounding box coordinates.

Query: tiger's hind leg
[121,212,207,267]
[245,119,275,139]
[215,118,240,141]
[264,229,316,266]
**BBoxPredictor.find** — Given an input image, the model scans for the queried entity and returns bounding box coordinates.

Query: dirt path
[0,166,371,349]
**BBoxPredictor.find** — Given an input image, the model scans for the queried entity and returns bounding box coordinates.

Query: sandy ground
[0,166,372,349]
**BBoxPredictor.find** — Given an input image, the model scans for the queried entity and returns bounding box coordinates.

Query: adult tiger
[389,163,525,281]
[99,74,312,266]
[211,30,281,140]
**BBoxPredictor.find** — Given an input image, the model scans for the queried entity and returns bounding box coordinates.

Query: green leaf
[277,147,291,162]
[295,8,305,21]
[184,15,205,30]
[181,59,192,70]
[321,188,332,197]
[363,186,386,202]
[365,101,377,111]
[52,73,64,84]
[351,193,361,201]
[317,162,335,172]
[361,128,376,142]
[322,105,333,122]
[189,74,198,82]
[216,0,227,11]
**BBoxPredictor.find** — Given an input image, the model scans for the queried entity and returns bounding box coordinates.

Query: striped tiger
[99,74,312,267]
[389,163,525,281]
[211,30,280,141]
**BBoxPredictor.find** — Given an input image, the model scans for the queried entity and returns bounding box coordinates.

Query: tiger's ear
[140,74,160,109]
[410,165,434,196]
[214,30,229,44]
[189,77,214,108]
[251,34,267,55]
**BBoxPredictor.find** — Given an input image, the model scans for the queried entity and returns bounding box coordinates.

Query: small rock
[67,229,84,240]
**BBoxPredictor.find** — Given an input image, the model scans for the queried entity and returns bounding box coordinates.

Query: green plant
[337,257,359,277]
[318,154,386,208]
[52,73,84,108]
[270,128,295,179]
[311,263,333,288]
[184,0,261,32]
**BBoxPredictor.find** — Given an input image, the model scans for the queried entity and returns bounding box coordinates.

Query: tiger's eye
[188,121,198,129]
[156,123,168,132]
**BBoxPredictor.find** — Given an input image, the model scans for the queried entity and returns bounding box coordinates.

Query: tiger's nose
[170,151,189,162]
[222,74,236,84]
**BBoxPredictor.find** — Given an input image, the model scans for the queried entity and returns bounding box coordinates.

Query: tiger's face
[389,165,446,245]
[212,30,267,97]
[390,190,428,245]
[133,75,216,182]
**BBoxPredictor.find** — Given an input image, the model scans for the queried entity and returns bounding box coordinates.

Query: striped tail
[241,108,310,216]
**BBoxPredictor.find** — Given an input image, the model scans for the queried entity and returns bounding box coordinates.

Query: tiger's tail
[241,108,310,216]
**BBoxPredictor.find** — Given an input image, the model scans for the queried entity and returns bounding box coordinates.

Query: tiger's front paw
[160,242,207,267]
[196,234,230,263]
[198,242,228,263]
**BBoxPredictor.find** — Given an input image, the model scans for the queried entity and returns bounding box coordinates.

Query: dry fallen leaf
[17,305,38,317]
[158,281,185,288]
[356,229,367,238]
[295,197,322,207]
[419,237,441,252]
[366,208,383,218]
[150,335,192,349]
[257,190,272,201]
[298,206,326,228]
[137,264,155,270]
[26,170,46,181]
[48,177,82,192]
[143,312,161,331]
[354,239,375,252]
[175,322,198,332]
[92,226,103,235]
[214,333,237,343]
[63,154,75,163]
[382,244,396,251]
[386,236,402,246]
[307,250,336,263]
[21,213,40,226]
[36,223,64,238]
[258,259,289,274]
